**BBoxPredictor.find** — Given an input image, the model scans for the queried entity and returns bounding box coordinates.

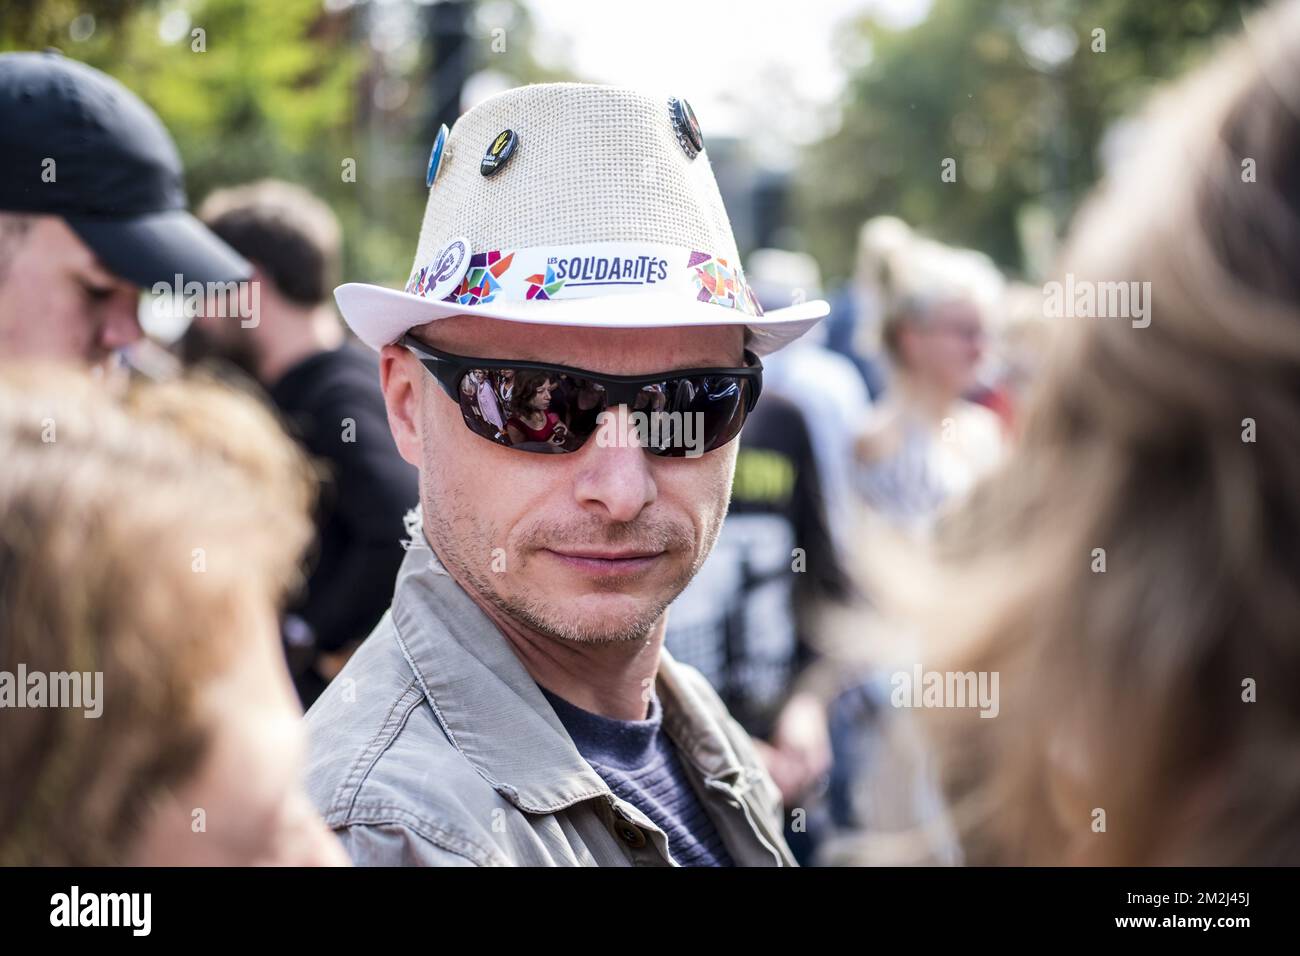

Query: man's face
[381,316,744,645]
[0,216,141,365]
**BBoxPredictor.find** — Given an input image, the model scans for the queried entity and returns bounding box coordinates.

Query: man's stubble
[417,389,731,645]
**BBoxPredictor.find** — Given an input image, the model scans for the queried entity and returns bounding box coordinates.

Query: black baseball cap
[0,50,250,287]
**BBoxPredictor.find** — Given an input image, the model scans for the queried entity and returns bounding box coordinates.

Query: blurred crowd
[3,0,1300,866]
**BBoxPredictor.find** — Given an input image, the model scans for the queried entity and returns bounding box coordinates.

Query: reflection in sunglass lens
[454,366,749,457]
[456,369,513,445]
[648,375,747,458]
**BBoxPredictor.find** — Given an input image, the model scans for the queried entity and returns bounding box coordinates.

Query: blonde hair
[0,366,315,865]
[873,238,1002,367]
[907,0,1300,865]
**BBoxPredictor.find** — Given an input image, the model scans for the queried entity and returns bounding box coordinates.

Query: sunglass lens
[457,369,607,453]
[621,375,747,457]
[455,367,751,457]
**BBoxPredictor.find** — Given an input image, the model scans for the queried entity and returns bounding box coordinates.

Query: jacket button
[617,823,647,849]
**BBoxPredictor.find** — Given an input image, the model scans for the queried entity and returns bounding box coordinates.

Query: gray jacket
[303,537,796,866]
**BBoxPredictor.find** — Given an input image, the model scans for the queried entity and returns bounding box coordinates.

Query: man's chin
[518,590,671,644]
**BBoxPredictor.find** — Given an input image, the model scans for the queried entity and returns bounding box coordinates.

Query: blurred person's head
[0,213,142,367]
[878,243,999,401]
[853,215,913,292]
[884,295,985,399]
[0,366,346,865]
[181,179,344,384]
[849,216,914,358]
[747,249,827,347]
[747,248,825,309]
[899,0,1300,865]
[0,53,249,368]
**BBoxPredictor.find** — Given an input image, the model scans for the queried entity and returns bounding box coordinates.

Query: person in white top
[854,241,1005,534]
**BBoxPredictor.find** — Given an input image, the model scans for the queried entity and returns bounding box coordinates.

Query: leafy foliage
[795,0,1265,281]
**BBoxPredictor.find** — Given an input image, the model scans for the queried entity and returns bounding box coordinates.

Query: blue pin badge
[426,123,450,188]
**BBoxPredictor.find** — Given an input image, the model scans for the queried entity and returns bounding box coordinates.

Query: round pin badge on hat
[480,129,518,176]
[426,123,449,188]
[425,236,472,301]
[668,97,702,160]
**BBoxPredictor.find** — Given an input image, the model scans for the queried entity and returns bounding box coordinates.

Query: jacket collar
[389,534,749,815]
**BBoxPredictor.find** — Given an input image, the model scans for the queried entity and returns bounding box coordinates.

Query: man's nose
[97,293,144,352]
[571,406,656,524]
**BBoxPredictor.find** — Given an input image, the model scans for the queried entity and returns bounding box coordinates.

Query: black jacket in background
[270,344,418,707]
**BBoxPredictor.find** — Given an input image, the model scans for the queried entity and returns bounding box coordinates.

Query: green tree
[796,0,1265,283]
[2,0,573,287]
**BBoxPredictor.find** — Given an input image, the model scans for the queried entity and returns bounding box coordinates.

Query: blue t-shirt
[540,686,734,867]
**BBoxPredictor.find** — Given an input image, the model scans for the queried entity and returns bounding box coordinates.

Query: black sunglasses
[401,334,762,457]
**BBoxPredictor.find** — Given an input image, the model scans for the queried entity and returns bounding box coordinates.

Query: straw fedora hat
[335,82,827,356]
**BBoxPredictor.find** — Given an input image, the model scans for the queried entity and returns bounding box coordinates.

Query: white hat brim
[334,282,828,358]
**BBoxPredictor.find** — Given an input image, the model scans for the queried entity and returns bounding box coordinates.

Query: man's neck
[431,541,663,722]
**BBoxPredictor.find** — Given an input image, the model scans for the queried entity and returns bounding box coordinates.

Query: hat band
[405,241,764,317]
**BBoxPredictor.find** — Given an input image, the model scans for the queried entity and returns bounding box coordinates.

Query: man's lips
[542,548,665,576]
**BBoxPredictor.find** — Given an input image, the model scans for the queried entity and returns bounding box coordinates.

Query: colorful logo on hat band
[525,263,565,301]
[687,251,764,315]
[405,242,764,317]
[453,250,515,305]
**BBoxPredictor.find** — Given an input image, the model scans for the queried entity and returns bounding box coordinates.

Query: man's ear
[379,343,423,467]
